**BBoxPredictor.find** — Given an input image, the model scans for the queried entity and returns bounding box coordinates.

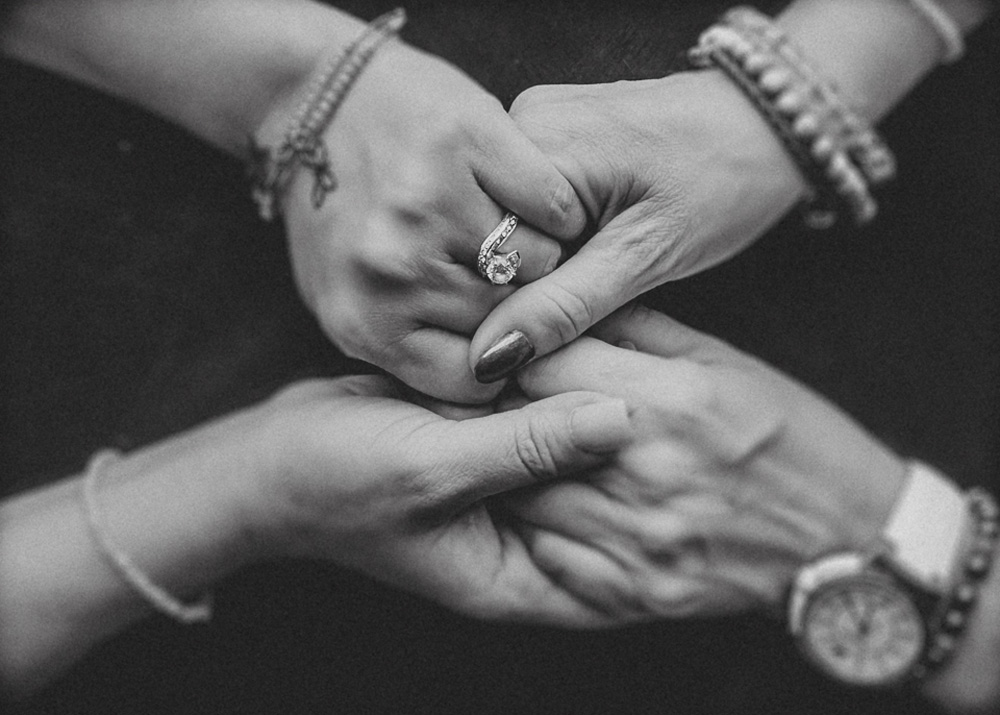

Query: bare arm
[0,0,364,156]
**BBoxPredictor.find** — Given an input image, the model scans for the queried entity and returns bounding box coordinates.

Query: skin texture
[507,305,908,620]
[470,0,993,382]
[0,0,587,404]
[0,377,634,694]
[276,40,588,403]
[468,70,803,375]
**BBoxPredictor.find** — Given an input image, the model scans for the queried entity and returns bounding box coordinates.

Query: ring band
[477,212,521,285]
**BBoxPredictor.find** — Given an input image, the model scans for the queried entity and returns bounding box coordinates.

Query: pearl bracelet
[688,6,895,228]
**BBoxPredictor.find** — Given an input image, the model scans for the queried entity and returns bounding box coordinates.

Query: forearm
[0,410,263,695]
[0,0,366,156]
[776,0,992,122]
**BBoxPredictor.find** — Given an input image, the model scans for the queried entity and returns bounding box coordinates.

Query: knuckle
[542,178,584,237]
[665,365,718,426]
[509,85,546,116]
[317,296,374,362]
[635,516,699,565]
[643,578,703,618]
[535,282,596,346]
[513,414,561,480]
[352,233,424,287]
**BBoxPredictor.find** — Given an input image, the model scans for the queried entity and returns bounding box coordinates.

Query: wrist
[0,1,370,156]
[651,69,805,278]
[921,507,1000,712]
[95,411,270,596]
[773,0,989,122]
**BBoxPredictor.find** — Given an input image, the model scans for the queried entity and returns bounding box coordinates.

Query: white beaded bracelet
[906,0,965,64]
[82,449,213,624]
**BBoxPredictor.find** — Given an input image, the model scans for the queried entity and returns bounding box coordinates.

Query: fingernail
[474,330,535,383]
[570,399,632,454]
[618,340,637,351]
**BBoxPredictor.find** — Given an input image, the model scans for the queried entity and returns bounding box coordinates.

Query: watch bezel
[795,568,926,687]
[788,552,928,690]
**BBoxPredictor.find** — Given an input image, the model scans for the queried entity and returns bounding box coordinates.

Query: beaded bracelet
[688,7,895,228]
[83,449,213,624]
[248,8,407,221]
[910,487,1000,680]
[721,7,897,187]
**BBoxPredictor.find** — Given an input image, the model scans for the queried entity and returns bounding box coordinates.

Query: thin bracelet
[82,449,213,624]
[248,8,407,220]
[906,0,965,64]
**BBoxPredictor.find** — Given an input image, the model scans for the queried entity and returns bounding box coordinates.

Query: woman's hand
[274,40,587,403]
[506,304,907,620]
[241,375,631,624]
[469,71,804,382]
[0,375,629,693]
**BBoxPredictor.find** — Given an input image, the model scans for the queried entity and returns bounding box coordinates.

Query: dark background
[1,1,997,713]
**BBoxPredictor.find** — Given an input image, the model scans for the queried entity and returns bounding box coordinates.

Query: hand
[506,304,906,621]
[470,70,805,382]
[240,375,631,624]
[276,40,586,403]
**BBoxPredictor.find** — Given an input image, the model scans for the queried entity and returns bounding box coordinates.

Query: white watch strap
[881,461,967,593]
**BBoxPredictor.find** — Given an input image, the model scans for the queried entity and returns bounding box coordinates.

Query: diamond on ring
[478,212,521,285]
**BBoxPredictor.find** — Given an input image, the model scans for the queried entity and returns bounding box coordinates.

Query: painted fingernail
[570,399,632,453]
[474,330,535,383]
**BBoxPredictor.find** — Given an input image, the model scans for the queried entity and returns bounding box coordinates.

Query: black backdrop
[1,2,997,713]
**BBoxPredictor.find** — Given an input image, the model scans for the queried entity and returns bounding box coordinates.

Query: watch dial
[801,575,924,686]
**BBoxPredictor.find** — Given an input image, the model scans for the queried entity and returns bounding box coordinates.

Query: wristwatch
[787,462,969,687]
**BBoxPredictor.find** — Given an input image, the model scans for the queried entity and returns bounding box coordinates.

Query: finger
[516,524,647,620]
[504,481,632,545]
[450,209,566,286]
[428,392,633,505]
[388,327,508,404]
[469,209,660,383]
[418,263,516,334]
[439,525,619,627]
[393,380,496,420]
[515,335,674,406]
[589,303,734,361]
[472,113,588,241]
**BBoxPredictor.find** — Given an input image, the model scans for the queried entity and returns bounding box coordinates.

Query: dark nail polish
[474,330,535,383]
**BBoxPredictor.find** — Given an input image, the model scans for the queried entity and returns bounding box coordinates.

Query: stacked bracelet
[248,8,407,221]
[83,449,213,624]
[688,6,895,229]
[911,487,1000,680]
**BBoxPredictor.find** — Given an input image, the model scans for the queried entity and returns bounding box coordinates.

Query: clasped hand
[278,40,586,403]
[505,305,906,621]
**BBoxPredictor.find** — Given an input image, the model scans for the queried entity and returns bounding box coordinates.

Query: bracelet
[911,487,999,679]
[248,8,407,221]
[721,7,897,186]
[82,449,213,624]
[906,0,965,64]
[688,7,895,228]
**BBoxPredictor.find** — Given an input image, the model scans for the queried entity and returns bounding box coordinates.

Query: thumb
[436,392,632,506]
[470,210,661,383]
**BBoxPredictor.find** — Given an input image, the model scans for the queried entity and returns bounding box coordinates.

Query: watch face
[799,574,925,686]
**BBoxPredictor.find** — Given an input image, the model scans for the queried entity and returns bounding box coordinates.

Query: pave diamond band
[477,212,521,285]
